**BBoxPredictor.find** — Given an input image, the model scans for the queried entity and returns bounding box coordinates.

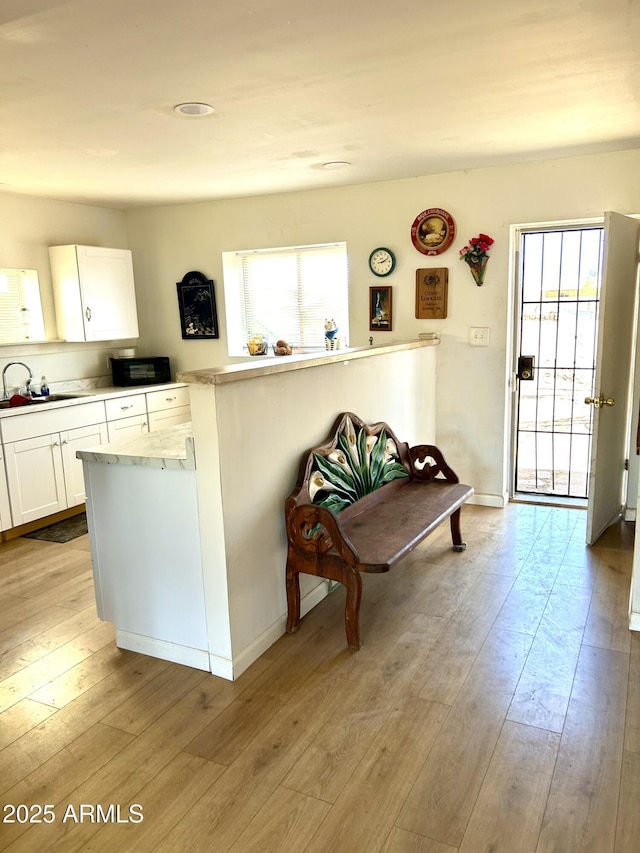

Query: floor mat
[23,513,88,543]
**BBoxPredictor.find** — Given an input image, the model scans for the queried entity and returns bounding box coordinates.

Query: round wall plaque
[410,208,456,256]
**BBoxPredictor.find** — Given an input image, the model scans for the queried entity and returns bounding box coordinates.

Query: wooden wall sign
[415,268,448,319]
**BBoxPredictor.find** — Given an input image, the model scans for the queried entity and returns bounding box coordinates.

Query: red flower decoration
[460,233,494,264]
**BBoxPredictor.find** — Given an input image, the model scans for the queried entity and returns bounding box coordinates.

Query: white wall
[188,345,437,676]
[125,149,640,504]
[3,149,639,505]
[0,191,131,388]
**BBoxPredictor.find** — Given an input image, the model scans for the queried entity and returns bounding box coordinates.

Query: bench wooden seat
[284,412,474,650]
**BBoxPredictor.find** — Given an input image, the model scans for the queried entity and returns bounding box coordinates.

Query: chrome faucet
[2,361,33,399]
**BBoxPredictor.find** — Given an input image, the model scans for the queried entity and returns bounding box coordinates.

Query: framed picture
[176,270,219,339]
[411,208,456,256]
[369,285,392,331]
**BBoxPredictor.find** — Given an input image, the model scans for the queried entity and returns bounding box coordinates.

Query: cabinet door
[145,386,191,433]
[61,423,108,507]
[0,446,12,531]
[147,406,191,432]
[5,434,66,524]
[76,246,138,340]
[107,415,149,443]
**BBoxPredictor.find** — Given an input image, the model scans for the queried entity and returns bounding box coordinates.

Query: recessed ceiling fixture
[173,102,215,117]
[322,161,351,170]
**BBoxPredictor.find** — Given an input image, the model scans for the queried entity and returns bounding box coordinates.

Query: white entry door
[586,211,640,545]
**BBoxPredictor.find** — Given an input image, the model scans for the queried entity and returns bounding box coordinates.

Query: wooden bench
[285,412,474,650]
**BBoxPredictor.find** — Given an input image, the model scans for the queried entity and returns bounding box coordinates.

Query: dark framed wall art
[369,285,392,331]
[176,270,219,339]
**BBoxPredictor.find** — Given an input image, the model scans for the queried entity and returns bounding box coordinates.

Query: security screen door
[514,225,604,502]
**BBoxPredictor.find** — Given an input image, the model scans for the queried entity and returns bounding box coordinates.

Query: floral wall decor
[459,233,494,286]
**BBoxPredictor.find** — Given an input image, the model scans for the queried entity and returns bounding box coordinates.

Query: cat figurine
[324,318,341,351]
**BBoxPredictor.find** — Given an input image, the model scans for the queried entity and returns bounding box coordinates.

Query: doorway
[512,224,604,504]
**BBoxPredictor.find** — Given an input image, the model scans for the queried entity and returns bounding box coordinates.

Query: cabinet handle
[166,396,176,401]
[120,404,133,410]
[52,440,60,446]
[85,306,92,321]
[62,439,69,445]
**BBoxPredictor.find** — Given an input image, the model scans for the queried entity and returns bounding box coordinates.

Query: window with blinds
[0,268,46,343]
[224,242,349,355]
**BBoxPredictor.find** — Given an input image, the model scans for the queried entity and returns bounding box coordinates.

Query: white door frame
[507,217,604,503]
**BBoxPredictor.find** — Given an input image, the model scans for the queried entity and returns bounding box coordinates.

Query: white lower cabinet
[146,386,190,431]
[5,422,108,525]
[0,446,12,531]
[105,392,148,442]
[5,433,65,523]
[148,407,190,431]
[107,415,149,443]
[61,423,109,507]
[0,384,190,530]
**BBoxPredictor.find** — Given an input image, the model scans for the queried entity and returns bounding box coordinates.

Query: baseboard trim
[300,579,331,617]
[114,582,332,682]
[115,629,211,672]
[629,612,640,632]
[230,581,331,680]
[468,492,508,508]
[231,621,286,680]
[207,653,235,680]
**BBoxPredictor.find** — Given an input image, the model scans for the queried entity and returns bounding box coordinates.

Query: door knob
[585,395,615,408]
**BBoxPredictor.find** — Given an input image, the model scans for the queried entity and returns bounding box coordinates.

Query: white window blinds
[235,242,349,350]
[0,269,46,343]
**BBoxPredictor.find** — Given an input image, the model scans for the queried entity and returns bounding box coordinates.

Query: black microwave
[110,356,171,387]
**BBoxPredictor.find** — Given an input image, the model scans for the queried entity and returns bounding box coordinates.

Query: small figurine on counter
[324,319,341,351]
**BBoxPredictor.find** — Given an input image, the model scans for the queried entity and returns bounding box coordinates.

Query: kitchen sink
[0,393,93,410]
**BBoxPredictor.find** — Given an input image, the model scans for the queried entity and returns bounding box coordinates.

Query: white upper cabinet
[49,245,139,341]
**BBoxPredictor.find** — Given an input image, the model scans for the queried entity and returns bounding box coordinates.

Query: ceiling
[1,0,639,209]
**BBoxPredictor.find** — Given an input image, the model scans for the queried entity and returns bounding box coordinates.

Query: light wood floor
[0,502,638,852]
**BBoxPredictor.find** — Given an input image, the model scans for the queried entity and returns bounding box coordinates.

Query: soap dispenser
[40,375,50,396]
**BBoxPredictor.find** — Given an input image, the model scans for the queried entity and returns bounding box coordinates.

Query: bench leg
[343,570,363,651]
[450,508,467,552]
[286,560,301,634]
[286,554,363,650]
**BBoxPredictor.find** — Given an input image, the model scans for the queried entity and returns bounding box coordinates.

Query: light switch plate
[469,327,490,346]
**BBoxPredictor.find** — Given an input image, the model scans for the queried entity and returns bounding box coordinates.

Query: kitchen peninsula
[79,340,438,679]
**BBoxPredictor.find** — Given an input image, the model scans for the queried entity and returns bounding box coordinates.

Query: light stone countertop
[178,339,437,386]
[76,422,195,470]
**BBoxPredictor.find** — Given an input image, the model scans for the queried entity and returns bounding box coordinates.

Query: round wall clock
[411,208,456,256]
[369,247,396,277]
